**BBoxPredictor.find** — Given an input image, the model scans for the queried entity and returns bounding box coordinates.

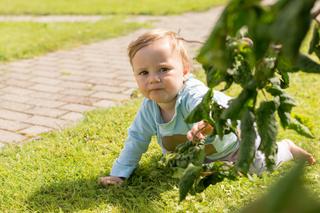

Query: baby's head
[128,29,191,74]
[127,29,192,105]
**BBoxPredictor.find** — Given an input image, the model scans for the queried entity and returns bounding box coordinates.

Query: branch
[311,1,320,24]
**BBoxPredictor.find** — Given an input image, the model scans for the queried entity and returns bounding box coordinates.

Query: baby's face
[132,37,189,107]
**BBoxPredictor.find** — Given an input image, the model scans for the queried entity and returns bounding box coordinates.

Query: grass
[0,69,319,212]
[0,0,227,62]
[0,17,149,62]
[0,0,226,15]
[0,2,319,211]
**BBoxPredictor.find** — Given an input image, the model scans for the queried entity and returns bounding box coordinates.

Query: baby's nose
[149,73,161,83]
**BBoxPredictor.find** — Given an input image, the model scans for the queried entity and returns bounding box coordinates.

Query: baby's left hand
[187,121,213,143]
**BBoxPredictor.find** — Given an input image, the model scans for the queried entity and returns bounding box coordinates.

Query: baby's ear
[183,63,190,76]
[183,68,190,82]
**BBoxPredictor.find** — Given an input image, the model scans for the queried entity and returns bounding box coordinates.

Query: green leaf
[270,0,315,62]
[204,65,227,88]
[292,113,314,132]
[179,163,202,202]
[226,40,254,88]
[250,23,271,61]
[185,89,233,140]
[196,6,228,70]
[221,88,256,120]
[240,162,320,213]
[256,101,278,170]
[215,119,225,139]
[194,173,224,193]
[185,89,215,125]
[172,167,186,179]
[184,100,206,124]
[211,100,235,139]
[250,0,288,60]
[222,75,234,91]
[279,92,296,112]
[277,92,296,128]
[277,55,294,73]
[294,54,320,73]
[237,109,257,174]
[197,0,260,70]
[279,70,290,89]
[288,118,314,138]
[191,145,206,166]
[278,109,291,128]
[195,161,236,193]
[308,24,320,59]
[266,77,283,96]
[278,54,320,73]
[175,140,193,153]
[277,101,314,138]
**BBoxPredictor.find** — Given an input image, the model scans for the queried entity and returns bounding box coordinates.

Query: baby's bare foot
[286,140,316,165]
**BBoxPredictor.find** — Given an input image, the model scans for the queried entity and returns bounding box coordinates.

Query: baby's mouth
[149,88,163,92]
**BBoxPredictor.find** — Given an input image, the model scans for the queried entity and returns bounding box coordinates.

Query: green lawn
[0,0,226,15]
[0,70,319,212]
[0,0,227,62]
[0,17,149,62]
[0,1,319,211]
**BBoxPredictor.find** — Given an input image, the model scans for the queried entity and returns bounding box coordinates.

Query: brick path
[0,7,223,146]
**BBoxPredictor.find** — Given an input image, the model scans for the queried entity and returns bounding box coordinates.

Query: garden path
[0,6,223,146]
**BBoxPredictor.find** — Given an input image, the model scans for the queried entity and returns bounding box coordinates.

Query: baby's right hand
[98,176,124,186]
[187,120,213,143]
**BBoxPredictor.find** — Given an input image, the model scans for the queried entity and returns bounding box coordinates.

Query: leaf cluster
[159,140,237,202]
[193,0,318,173]
[185,88,235,139]
[163,0,320,202]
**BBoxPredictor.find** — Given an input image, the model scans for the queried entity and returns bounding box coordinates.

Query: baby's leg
[278,139,316,165]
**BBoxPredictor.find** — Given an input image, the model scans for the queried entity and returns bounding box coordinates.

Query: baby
[99,29,316,185]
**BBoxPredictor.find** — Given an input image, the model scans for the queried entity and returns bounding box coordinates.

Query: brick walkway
[0,7,223,146]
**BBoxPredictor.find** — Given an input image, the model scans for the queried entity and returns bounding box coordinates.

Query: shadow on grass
[26,157,177,212]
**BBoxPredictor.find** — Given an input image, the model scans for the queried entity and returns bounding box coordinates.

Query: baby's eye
[159,67,170,73]
[139,70,148,76]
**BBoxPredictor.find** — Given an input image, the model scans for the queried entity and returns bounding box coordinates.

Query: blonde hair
[128,29,191,71]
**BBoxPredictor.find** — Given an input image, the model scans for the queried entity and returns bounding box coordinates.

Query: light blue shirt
[110,76,238,178]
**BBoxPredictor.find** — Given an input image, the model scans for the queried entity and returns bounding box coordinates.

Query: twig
[312,4,320,24]
[261,89,268,101]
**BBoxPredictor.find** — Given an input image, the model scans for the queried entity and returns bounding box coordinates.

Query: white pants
[250,139,294,175]
[212,138,294,175]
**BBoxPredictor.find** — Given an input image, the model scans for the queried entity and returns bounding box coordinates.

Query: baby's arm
[99,99,156,186]
[99,130,152,186]
[100,135,151,186]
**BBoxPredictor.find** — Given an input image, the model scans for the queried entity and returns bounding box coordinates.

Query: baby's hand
[187,121,213,143]
[98,176,124,186]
